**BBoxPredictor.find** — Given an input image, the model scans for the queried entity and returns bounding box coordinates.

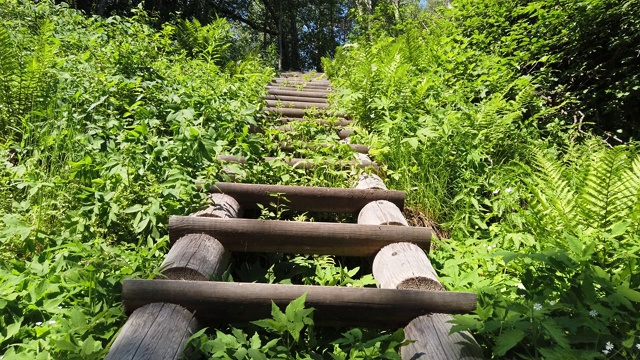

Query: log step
[265,94,329,103]
[168,217,430,256]
[266,88,329,98]
[279,142,369,154]
[205,182,403,213]
[216,154,377,169]
[279,117,351,127]
[123,280,476,328]
[265,100,329,109]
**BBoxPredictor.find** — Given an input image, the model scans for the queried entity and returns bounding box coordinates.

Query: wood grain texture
[359,200,408,226]
[123,280,477,328]
[373,243,443,291]
[207,182,404,213]
[160,234,230,281]
[356,173,388,190]
[192,193,243,218]
[168,216,431,256]
[404,313,484,359]
[105,303,198,360]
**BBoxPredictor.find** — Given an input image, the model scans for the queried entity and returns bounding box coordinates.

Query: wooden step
[279,142,369,154]
[265,100,329,109]
[204,182,402,213]
[123,280,477,328]
[265,107,346,118]
[265,94,329,103]
[168,217,430,256]
[266,88,329,98]
[217,154,376,169]
[279,117,351,126]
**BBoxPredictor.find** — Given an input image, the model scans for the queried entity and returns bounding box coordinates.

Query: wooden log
[161,193,238,280]
[359,200,409,226]
[274,78,331,84]
[280,142,369,154]
[338,128,355,139]
[160,234,230,281]
[192,193,243,218]
[279,117,352,126]
[265,94,330,103]
[265,100,329,109]
[206,182,404,213]
[105,303,198,360]
[356,173,388,190]
[265,107,346,118]
[122,280,477,328]
[216,155,378,170]
[266,88,330,98]
[373,243,443,291]
[168,217,431,256]
[404,314,485,359]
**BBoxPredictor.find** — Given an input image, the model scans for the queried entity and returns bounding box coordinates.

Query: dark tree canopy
[60,0,392,70]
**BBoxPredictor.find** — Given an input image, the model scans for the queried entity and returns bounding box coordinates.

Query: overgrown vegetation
[2,0,640,358]
[325,0,640,358]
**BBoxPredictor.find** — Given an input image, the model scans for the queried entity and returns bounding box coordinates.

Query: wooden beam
[168,217,431,256]
[279,117,351,126]
[265,107,346,118]
[266,88,330,98]
[279,142,369,154]
[265,94,330,103]
[265,100,329,109]
[105,303,198,360]
[206,182,404,213]
[122,280,477,328]
[216,155,378,170]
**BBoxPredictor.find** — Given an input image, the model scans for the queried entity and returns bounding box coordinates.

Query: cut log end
[397,277,446,292]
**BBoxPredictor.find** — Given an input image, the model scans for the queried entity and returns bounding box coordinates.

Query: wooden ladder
[105,73,484,360]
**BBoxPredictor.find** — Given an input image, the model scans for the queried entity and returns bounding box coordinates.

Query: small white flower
[605,342,614,351]
[487,245,492,251]
[636,343,640,350]
[589,309,598,317]
[602,349,610,355]
[516,283,526,290]
[520,294,526,298]
[505,187,513,193]
[533,303,542,311]
[35,322,42,326]
[549,300,556,306]
[492,189,500,195]
[48,320,56,325]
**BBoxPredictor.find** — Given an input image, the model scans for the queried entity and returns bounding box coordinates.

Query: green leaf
[541,320,569,349]
[247,348,267,360]
[616,285,640,303]
[493,329,526,356]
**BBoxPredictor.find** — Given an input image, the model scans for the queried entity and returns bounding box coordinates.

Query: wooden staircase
[105,73,484,360]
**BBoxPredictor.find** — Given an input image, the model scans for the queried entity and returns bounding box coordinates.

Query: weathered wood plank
[167,216,431,256]
[105,303,198,360]
[279,142,369,154]
[122,280,477,328]
[206,182,404,213]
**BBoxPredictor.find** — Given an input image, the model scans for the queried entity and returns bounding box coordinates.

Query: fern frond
[620,154,640,234]
[0,25,18,105]
[577,147,630,231]
[527,150,576,233]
